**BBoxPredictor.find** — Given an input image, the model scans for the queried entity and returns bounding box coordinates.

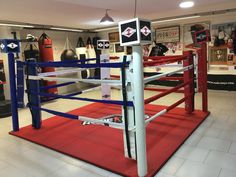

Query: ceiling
[0,0,236,29]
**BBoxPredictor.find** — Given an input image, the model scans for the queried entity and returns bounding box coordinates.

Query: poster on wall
[211,22,236,50]
[156,26,180,43]
[164,42,183,56]
[209,47,227,65]
[109,32,119,43]
[115,43,125,53]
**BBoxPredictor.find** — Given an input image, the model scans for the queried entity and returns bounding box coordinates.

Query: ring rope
[30,106,124,129]
[29,91,134,106]
[144,79,193,104]
[144,65,193,84]
[28,75,122,85]
[38,68,87,77]
[27,61,129,68]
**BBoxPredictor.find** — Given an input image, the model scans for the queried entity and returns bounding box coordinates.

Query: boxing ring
[9,43,209,177]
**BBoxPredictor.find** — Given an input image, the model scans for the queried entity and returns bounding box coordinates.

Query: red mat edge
[9,111,211,177]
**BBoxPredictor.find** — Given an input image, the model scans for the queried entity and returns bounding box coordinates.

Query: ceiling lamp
[100,9,114,25]
[179,1,195,8]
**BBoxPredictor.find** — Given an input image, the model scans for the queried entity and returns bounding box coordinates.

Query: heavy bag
[0,61,5,101]
[0,60,5,85]
[0,85,5,101]
[75,37,87,60]
[38,33,58,94]
[61,38,78,61]
[86,37,96,63]
[24,43,40,61]
[76,37,90,79]
[61,49,78,61]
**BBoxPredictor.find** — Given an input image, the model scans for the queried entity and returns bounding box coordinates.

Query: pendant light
[100,9,114,25]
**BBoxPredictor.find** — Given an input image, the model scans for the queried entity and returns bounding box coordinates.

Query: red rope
[144,88,184,93]
[166,92,194,112]
[144,79,193,104]
[158,77,184,81]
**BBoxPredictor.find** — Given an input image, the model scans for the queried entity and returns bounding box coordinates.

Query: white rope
[81,86,101,93]
[28,75,122,85]
[145,109,167,124]
[38,68,87,77]
[144,65,193,84]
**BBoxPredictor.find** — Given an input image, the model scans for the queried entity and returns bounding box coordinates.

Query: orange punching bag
[38,33,58,94]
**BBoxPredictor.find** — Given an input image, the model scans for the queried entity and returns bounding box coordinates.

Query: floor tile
[159,157,185,175]
[218,130,236,142]
[184,133,202,146]
[174,145,209,162]
[175,161,221,177]
[0,166,30,177]
[229,142,236,154]
[47,163,103,177]
[154,171,177,177]
[204,150,236,171]
[219,168,236,177]
[197,137,231,152]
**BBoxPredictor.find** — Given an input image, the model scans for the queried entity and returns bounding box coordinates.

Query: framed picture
[109,32,120,42]
[156,26,180,43]
[126,46,132,55]
[109,43,115,53]
[209,47,228,65]
[115,43,125,53]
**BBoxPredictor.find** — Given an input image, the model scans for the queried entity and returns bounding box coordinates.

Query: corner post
[8,52,19,131]
[27,59,42,129]
[133,45,147,177]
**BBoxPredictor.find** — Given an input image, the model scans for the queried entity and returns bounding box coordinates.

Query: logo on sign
[104,42,109,48]
[0,44,5,50]
[98,42,103,48]
[122,27,136,38]
[7,43,18,49]
[140,26,151,36]
[197,34,206,40]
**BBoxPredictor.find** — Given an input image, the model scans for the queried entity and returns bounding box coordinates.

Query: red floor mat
[10,103,209,177]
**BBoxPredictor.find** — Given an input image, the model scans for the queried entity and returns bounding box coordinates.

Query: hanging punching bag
[75,37,89,79]
[92,36,101,79]
[75,37,87,60]
[61,37,78,61]
[86,37,96,63]
[24,43,40,61]
[38,33,58,94]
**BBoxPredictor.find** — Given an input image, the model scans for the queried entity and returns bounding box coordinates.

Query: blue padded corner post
[27,59,42,129]
[16,60,25,108]
[8,53,19,131]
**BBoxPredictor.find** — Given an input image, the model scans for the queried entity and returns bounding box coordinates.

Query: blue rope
[31,106,78,120]
[31,91,133,106]
[27,61,128,68]
[40,82,75,90]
